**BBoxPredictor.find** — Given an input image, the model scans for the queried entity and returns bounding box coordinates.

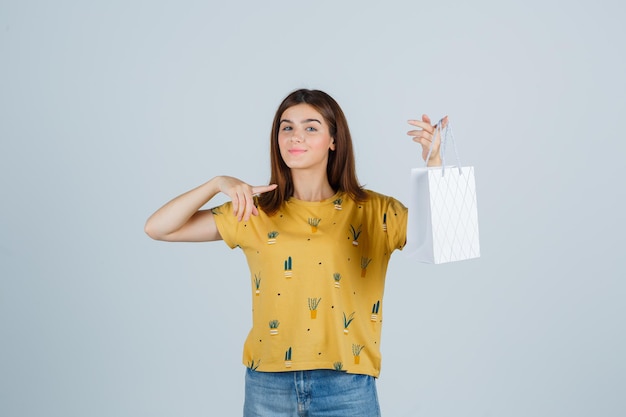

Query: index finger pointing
[251,184,278,196]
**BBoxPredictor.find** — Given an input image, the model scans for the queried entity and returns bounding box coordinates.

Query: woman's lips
[288,149,306,155]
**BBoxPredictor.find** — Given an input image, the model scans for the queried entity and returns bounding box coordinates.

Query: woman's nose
[291,133,303,142]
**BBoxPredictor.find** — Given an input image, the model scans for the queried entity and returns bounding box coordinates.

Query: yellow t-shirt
[212,190,407,377]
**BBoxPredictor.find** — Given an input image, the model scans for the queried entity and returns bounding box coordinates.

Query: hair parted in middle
[257,89,367,215]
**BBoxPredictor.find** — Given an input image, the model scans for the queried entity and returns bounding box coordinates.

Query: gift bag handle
[424,119,463,176]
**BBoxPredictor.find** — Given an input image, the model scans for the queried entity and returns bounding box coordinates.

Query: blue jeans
[243,368,381,417]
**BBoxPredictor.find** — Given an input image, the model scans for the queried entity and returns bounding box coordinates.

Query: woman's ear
[330,138,336,151]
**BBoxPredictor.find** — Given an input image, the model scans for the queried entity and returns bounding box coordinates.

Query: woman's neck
[291,170,335,202]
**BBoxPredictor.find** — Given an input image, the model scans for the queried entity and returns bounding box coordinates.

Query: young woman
[145,89,445,416]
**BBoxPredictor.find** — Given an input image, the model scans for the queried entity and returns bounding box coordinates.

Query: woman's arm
[144,176,277,242]
[407,114,448,167]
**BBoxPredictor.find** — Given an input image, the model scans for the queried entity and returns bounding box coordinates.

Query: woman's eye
[282,126,292,131]
[306,127,317,132]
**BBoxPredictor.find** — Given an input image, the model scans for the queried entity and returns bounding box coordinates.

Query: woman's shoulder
[362,189,400,202]
[357,189,407,210]
[363,189,389,199]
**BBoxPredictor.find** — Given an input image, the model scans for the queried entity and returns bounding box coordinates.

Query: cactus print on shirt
[212,190,407,377]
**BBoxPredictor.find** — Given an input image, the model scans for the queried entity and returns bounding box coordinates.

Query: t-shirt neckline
[286,190,343,207]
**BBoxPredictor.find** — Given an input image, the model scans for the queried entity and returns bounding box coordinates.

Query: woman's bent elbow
[144,221,167,241]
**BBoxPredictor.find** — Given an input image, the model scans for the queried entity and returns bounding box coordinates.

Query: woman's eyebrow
[280,118,322,125]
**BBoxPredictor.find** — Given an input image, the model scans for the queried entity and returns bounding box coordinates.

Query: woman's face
[277,103,336,173]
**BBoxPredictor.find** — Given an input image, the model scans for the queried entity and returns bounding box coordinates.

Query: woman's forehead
[281,103,325,123]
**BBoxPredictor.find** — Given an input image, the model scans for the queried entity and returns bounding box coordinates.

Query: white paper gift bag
[404,122,480,264]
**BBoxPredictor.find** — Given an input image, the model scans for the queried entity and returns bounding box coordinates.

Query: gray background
[1,1,624,416]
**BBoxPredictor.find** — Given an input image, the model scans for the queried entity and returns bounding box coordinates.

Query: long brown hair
[258,89,366,215]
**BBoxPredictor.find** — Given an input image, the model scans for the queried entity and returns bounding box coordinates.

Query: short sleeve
[385,196,408,251]
[210,201,240,249]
